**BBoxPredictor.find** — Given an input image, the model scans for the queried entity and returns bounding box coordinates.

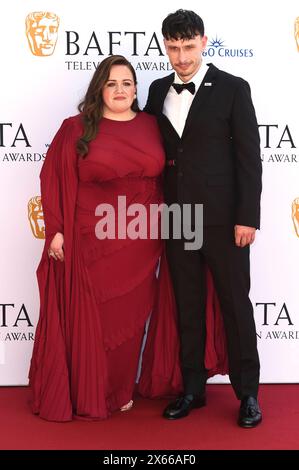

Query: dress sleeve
[29,118,81,420]
[40,118,79,251]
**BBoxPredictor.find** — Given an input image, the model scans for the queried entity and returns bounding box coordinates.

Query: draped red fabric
[29,113,228,421]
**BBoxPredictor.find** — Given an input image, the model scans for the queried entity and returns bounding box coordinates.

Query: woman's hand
[48,232,64,261]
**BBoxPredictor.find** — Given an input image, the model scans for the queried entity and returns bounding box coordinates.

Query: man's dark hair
[162,9,204,40]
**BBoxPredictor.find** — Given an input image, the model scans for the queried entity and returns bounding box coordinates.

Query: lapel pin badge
[204,82,212,86]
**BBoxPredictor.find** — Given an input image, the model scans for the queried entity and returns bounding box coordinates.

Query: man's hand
[234,225,256,247]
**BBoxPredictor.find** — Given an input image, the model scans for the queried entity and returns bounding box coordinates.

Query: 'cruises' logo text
[203,35,253,59]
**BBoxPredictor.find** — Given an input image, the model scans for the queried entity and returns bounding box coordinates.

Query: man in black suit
[144,9,262,427]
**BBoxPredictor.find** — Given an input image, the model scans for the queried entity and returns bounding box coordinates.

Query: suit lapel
[156,73,174,114]
[155,65,219,139]
[182,64,219,139]
[156,73,182,139]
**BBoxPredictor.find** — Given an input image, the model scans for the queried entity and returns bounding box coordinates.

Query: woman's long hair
[76,55,139,158]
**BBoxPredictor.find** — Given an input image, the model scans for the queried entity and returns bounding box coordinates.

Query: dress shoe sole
[238,416,262,428]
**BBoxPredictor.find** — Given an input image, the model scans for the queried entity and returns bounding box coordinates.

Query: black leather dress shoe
[238,396,262,428]
[163,394,206,420]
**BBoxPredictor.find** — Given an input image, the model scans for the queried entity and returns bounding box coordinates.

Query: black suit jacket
[144,63,262,228]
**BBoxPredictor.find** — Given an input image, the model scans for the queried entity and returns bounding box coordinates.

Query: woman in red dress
[29,55,227,421]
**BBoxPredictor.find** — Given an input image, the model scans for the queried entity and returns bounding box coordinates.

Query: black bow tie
[172,82,195,95]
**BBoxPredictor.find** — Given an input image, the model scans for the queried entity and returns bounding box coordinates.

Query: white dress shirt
[163,62,209,137]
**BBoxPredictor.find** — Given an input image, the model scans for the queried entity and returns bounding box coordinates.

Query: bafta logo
[292,198,299,237]
[28,196,45,239]
[295,17,299,52]
[25,12,60,56]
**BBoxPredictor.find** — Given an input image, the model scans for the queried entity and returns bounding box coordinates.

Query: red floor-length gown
[29,112,228,421]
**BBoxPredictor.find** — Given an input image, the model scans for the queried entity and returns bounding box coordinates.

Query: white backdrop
[0,0,298,384]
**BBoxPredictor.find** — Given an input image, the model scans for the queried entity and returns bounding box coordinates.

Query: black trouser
[166,225,260,400]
